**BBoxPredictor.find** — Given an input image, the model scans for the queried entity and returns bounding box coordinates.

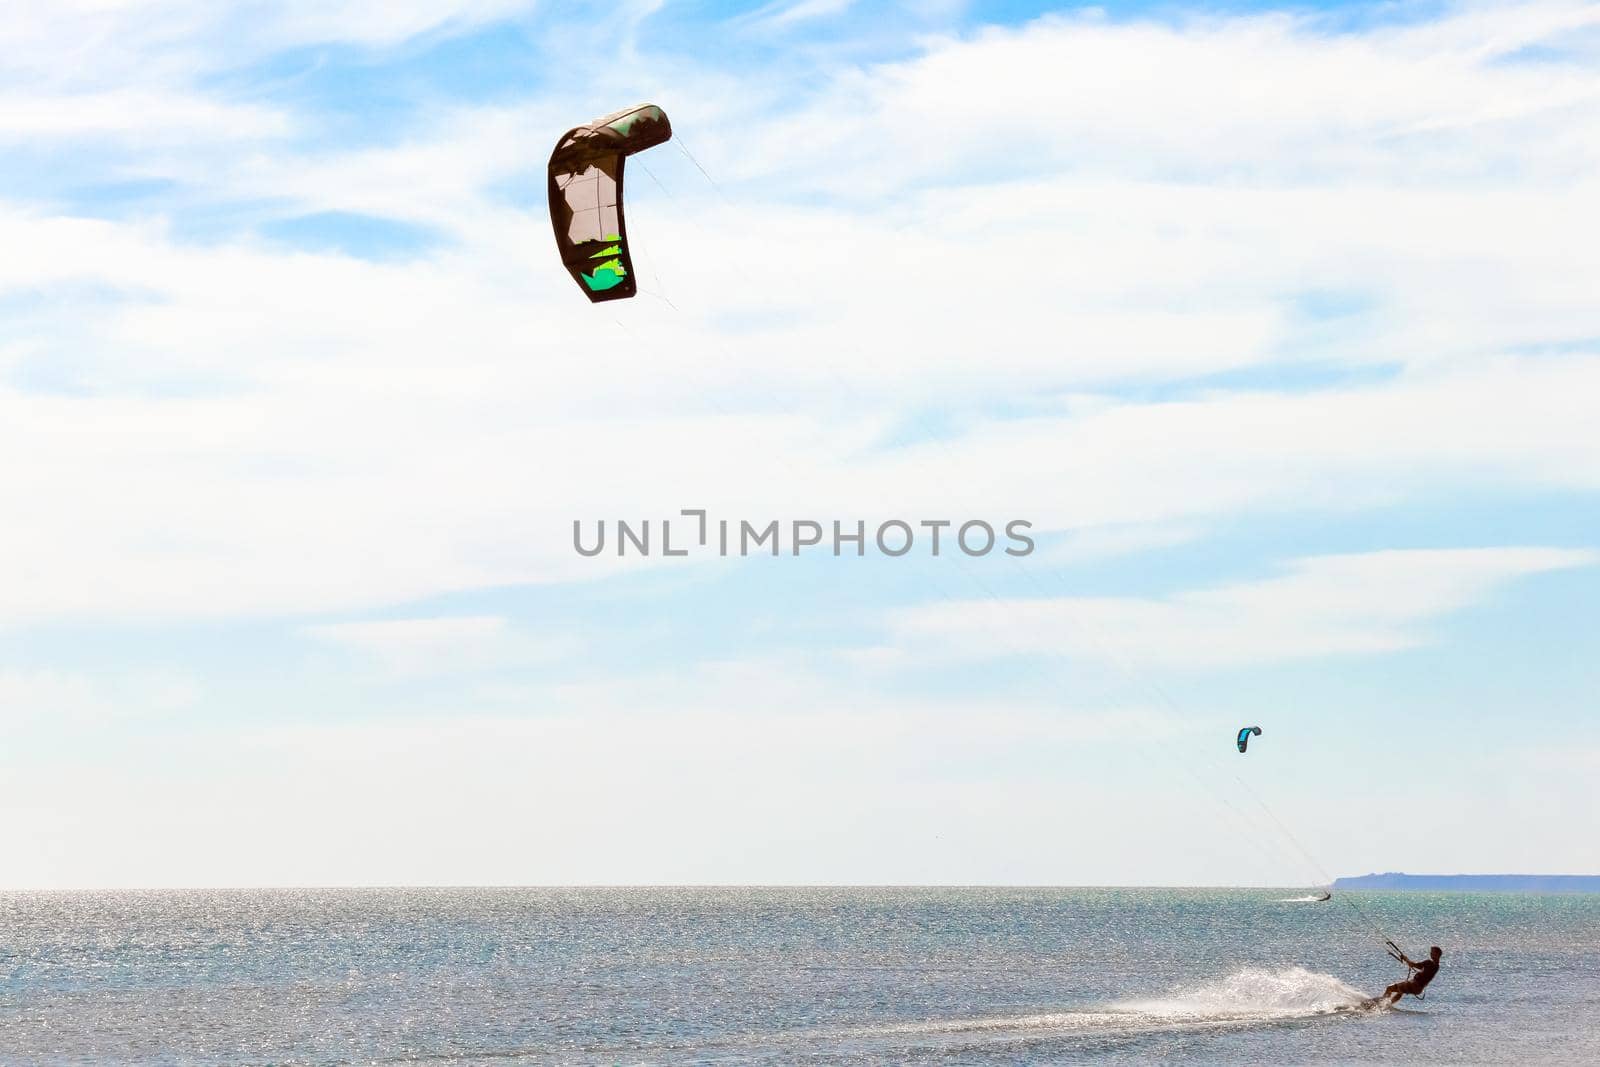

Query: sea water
[1,888,1596,1064]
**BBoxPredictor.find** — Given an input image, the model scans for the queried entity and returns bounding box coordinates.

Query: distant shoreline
[5,881,1600,893]
[1335,873,1600,893]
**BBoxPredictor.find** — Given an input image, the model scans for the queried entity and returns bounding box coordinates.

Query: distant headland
[1334,872,1600,893]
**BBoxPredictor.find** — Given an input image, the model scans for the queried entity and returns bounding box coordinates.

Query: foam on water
[852,967,1378,1051]
[1117,966,1372,1020]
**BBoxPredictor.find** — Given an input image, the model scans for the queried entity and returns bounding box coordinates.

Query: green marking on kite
[582,261,627,291]
[607,108,662,137]
[589,244,622,258]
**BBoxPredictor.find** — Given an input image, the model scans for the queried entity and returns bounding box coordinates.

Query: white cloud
[303,615,578,677]
[0,89,289,142]
[0,1,539,87]
[721,2,1600,190]
[305,614,508,647]
[2,279,1597,622]
[0,667,200,727]
[8,663,1592,887]
[0,665,1221,887]
[1033,523,1205,566]
[887,547,1600,669]
[265,0,535,49]
[741,0,860,30]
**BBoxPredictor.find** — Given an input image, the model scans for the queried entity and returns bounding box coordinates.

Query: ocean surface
[1,887,1596,1064]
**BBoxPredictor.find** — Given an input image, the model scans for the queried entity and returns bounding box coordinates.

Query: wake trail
[837,968,1385,1055]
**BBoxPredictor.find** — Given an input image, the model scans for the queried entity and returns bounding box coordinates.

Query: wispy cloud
[741,0,860,31]
[3,675,1204,886]
[303,615,578,676]
[0,668,201,728]
[886,548,1600,669]
[0,90,289,142]
[0,1,539,86]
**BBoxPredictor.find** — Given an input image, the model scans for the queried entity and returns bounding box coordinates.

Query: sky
[2,0,1598,889]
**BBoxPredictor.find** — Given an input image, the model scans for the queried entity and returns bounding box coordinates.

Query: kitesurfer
[1382,945,1443,1004]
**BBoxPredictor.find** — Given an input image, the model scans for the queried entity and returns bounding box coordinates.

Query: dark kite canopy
[547,104,672,302]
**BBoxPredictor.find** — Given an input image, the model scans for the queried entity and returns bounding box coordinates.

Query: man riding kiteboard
[1381,944,1443,1004]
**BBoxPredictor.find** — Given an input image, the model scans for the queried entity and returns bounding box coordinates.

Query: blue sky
[2,0,1598,888]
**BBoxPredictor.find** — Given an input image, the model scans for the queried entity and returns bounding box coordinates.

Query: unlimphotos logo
[574,510,1034,558]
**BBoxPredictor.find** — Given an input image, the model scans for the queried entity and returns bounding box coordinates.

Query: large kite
[547,103,672,302]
